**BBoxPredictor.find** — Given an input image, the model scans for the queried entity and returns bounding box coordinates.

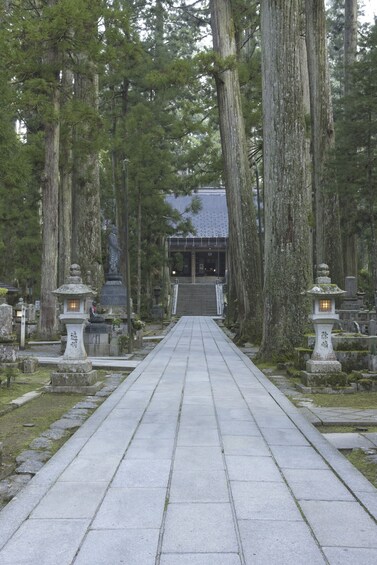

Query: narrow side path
[0,317,377,564]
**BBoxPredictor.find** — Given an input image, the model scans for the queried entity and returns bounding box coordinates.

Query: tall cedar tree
[71,0,104,292]
[210,0,262,343]
[341,0,358,278]
[305,0,343,285]
[259,0,311,360]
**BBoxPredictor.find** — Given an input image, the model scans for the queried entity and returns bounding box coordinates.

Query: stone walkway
[1,317,377,564]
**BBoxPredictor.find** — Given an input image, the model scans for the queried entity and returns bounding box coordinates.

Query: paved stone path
[1,317,377,564]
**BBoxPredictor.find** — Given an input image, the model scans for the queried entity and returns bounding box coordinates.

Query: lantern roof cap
[307,264,345,296]
[52,264,95,298]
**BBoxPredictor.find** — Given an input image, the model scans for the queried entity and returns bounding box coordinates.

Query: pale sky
[325,1,376,23]
[361,0,376,22]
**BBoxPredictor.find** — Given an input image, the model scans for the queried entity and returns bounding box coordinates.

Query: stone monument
[0,300,13,342]
[0,291,18,372]
[51,264,101,393]
[99,225,127,316]
[337,276,373,333]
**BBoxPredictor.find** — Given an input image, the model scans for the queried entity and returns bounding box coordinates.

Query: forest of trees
[0,1,376,359]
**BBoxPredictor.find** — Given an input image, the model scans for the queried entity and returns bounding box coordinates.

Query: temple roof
[166,188,228,239]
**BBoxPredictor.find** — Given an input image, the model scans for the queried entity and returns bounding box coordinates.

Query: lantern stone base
[306,359,342,373]
[50,359,101,393]
[49,369,101,394]
[300,370,348,389]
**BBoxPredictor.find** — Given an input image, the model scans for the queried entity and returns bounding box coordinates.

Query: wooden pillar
[191,251,196,283]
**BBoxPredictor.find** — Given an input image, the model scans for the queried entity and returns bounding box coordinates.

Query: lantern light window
[67,299,81,312]
[319,299,332,312]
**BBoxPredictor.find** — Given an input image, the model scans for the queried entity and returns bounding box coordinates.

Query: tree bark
[299,6,313,278]
[210,0,262,342]
[344,0,358,94]
[58,67,73,286]
[136,184,142,316]
[72,55,104,291]
[115,78,130,287]
[39,1,60,339]
[259,0,311,360]
[305,0,344,285]
[342,0,358,278]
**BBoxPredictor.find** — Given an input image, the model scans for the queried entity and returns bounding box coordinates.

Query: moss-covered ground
[0,369,110,480]
[295,392,377,409]
[346,450,377,489]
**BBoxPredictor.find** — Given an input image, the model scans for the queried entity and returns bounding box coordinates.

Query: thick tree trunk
[366,110,377,299]
[115,78,130,287]
[39,57,60,339]
[305,0,344,285]
[344,0,358,94]
[58,67,73,286]
[136,185,142,316]
[72,61,103,291]
[259,0,311,360]
[210,0,262,342]
[342,0,358,278]
[299,6,314,279]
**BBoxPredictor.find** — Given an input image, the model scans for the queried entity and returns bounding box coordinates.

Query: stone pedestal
[306,319,341,373]
[50,359,100,393]
[151,305,163,320]
[22,357,39,373]
[300,370,347,389]
[99,275,127,316]
[84,323,111,356]
[0,344,18,370]
[306,359,342,373]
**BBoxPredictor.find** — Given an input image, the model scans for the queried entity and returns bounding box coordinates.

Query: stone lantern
[51,264,100,393]
[306,264,345,374]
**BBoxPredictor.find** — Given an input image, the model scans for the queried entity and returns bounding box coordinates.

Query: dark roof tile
[166,188,228,238]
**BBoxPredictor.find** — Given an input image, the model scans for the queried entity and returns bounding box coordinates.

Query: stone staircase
[175,284,218,316]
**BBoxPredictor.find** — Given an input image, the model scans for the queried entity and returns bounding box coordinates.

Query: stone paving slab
[366,432,377,447]
[160,555,242,565]
[0,316,377,564]
[301,406,377,425]
[10,390,42,407]
[239,520,326,565]
[74,529,160,565]
[324,432,376,450]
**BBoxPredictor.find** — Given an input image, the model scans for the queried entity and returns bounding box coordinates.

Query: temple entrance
[195,251,225,277]
[170,251,226,279]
